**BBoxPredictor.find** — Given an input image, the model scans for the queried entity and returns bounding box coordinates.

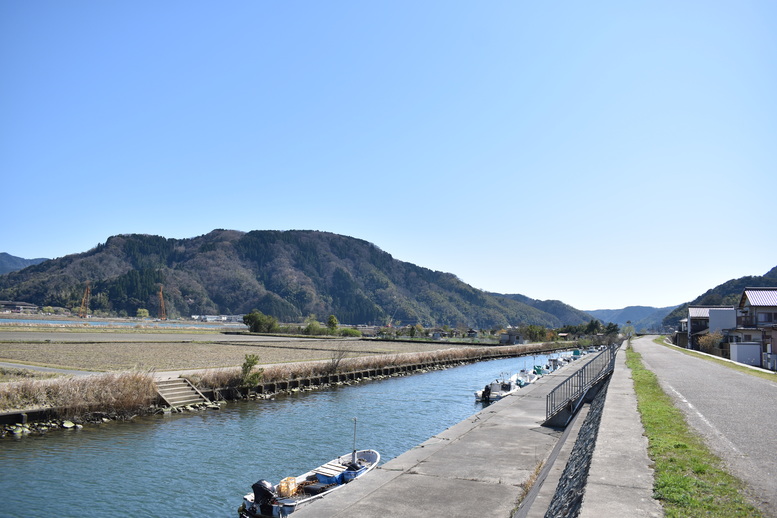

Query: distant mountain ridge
[0,253,48,275]
[662,265,777,328]
[497,293,595,326]
[0,229,594,328]
[586,305,679,331]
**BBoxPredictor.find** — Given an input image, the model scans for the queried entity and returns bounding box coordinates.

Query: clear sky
[2,1,776,311]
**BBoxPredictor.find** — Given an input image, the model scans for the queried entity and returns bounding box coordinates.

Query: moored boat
[238,449,380,517]
[475,373,524,402]
[516,369,539,385]
[238,419,379,517]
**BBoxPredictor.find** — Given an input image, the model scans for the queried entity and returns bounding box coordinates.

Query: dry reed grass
[0,370,157,417]
[188,342,564,389]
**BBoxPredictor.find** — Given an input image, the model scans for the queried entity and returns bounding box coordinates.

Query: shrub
[698,331,723,354]
[241,354,263,387]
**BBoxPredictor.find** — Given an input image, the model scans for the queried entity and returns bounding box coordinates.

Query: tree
[243,310,279,333]
[241,354,263,386]
[622,321,636,340]
[519,324,547,342]
[698,331,723,354]
[585,319,602,335]
[304,315,322,335]
[327,314,339,332]
[604,322,619,335]
[136,308,149,318]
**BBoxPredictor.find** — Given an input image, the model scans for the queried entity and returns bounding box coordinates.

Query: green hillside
[0,230,593,328]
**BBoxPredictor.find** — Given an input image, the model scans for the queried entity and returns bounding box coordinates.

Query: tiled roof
[743,287,777,307]
[688,306,734,318]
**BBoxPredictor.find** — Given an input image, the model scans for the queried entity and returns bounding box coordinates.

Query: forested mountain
[587,305,678,332]
[662,266,777,328]
[0,253,48,275]
[497,293,595,326]
[0,230,593,328]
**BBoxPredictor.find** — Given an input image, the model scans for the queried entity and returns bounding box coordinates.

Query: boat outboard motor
[252,480,277,515]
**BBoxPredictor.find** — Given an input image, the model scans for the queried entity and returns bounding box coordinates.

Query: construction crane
[158,285,167,320]
[78,281,90,318]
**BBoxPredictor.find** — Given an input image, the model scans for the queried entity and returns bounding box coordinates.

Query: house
[727,287,777,368]
[0,300,38,313]
[680,305,736,350]
[499,330,525,345]
[672,288,777,370]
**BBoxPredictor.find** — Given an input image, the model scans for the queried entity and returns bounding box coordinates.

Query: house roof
[740,287,777,308]
[688,306,734,318]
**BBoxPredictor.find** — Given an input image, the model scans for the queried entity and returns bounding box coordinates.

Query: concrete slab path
[579,343,662,517]
[294,357,585,518]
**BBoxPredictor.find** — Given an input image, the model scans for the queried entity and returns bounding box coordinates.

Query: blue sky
[2,1,776,311]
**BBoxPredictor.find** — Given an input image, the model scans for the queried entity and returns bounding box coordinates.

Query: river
[0,354,555,518]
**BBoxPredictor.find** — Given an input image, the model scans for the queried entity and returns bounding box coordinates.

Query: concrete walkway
[293,349,662,518]
[579,344,662,517]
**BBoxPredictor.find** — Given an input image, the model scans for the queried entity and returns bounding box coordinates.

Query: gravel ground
[0,328,473,372]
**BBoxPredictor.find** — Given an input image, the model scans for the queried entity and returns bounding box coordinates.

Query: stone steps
[155,378,210,408]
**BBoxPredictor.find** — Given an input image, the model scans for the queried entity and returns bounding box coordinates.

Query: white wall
[730,343,762,367]
[709,308,736,333]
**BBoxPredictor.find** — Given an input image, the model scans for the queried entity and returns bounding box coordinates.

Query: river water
[0,354,554,518]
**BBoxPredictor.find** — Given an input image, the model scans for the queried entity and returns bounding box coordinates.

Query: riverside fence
[545,343,620,426]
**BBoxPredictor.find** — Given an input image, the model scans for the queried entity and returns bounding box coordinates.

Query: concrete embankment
[294,347,662,518]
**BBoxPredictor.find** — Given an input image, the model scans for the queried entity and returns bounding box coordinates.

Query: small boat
[238,419,379,518]
[475,374,524,402]
[547,357,565,371]
[516,369,539,385]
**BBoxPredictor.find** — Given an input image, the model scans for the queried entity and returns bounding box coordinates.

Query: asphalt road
[632,336,777,517]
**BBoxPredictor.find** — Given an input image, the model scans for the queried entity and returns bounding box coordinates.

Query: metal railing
[545,344,619,422]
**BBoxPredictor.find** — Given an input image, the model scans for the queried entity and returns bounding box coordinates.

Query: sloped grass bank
[626,345,762,517]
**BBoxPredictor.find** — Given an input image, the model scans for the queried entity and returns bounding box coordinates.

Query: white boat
[516,369,539,385]
[238,449,380,517]
[475,374,524,402]
[238,419,379,518]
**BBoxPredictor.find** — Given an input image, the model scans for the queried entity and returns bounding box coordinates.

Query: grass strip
[626,344,762,517]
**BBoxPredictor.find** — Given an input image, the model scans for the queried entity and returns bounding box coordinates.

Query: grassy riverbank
[626,341,762,517]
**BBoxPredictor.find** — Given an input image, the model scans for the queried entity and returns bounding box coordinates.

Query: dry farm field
[0,326,469,373]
